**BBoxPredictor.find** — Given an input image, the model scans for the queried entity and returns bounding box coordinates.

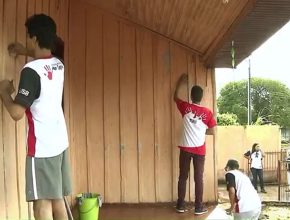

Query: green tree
[217,78,290,127]
[217,113,239,125]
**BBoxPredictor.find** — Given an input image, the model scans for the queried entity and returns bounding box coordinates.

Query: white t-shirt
[226,170,261,213]
[250,151,263,169]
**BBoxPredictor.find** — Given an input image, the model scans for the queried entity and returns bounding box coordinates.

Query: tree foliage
[217,78,290,127]
[217,113,239,125]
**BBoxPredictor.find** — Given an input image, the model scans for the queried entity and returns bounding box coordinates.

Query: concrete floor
[99,203,216,220]
[97,185,284,220]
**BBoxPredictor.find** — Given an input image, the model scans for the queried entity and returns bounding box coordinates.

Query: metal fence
[278,160,290,202]
[246,149,290,202]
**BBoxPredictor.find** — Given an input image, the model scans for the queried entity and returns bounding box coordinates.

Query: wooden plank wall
[0,0,69,219]
[0,0,217,217]
[68,1,217,204]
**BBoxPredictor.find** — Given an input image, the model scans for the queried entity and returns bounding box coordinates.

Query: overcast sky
[215,20,290,97]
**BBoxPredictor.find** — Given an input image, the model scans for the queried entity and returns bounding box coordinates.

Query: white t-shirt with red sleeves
[175,99,216,155]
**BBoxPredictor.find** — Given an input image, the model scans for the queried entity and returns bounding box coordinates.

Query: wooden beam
[204,0,257,67]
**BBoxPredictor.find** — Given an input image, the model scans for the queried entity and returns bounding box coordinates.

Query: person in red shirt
[174,73,216,215]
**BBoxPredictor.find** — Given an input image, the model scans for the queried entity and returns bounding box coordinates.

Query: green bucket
[77,193,102,220]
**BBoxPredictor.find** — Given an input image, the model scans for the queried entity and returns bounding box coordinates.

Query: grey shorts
[26,149,72,201]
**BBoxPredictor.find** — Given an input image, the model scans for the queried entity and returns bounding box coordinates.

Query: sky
[215,20,290,97]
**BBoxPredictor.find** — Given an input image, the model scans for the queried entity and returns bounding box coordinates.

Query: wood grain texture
[103,15,121,203]
[2,0,19,218]
[119,22,139,203]
[0,2,217,213]
[136,29,156,202]
[15,0,29,218]
[68,0,88,201]
[0,0,7,217]
[85,7,105,198]
[153,36,172,202]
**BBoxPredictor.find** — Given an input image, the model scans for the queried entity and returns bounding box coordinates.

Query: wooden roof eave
[203,0,257,68]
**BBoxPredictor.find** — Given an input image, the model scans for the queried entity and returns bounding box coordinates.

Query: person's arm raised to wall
[174,73,188,102]
[8,42,34,57]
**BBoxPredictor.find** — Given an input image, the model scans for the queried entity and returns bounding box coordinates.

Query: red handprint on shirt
[44,65,53,80]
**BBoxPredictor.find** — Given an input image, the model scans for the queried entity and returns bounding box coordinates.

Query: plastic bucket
[77,193,102,220]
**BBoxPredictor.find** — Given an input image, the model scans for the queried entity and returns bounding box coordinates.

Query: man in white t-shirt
[225,159,261,220]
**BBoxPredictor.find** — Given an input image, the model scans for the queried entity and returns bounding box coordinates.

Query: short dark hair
[225,159,239,170]
[25,14,57,50]
[191,85,203,103]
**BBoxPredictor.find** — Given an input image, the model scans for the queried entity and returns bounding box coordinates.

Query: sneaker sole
[195,210,208,215]
[176,209,185,213]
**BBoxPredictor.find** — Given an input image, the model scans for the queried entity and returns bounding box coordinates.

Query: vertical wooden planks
[15,0,29,218]
[153,36,172,202]
[136,29,156,203]
[170,43,189,202]
[103,15,121,203]
[68,0,88,202]
[49,0,60,30]
[27,0,35,17]
[35,0,42,13]
[85,7,105,198]
[57,0,69,40]
[119,22,138,203]
[0,0,7,218]
[42,0,50,15]
[2,0,19,218]
[203,68,216,202]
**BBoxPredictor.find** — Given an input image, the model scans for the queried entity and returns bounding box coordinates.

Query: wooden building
[1,0,290,219]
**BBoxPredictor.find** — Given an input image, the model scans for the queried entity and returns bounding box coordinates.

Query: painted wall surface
[67,0,217,204]
[216,125,281,181]
[0,0,217,218]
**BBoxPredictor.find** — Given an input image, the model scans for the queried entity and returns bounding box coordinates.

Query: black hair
[225,159,239,170]
[52,36,64,60]
[251,143,259,153]
[191,85,203,103]
[25,14,57,50]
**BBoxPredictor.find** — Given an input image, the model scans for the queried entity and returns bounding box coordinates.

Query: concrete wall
[216,125,281,182]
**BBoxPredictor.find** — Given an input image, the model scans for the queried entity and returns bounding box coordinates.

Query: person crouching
[225,159,261,220]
